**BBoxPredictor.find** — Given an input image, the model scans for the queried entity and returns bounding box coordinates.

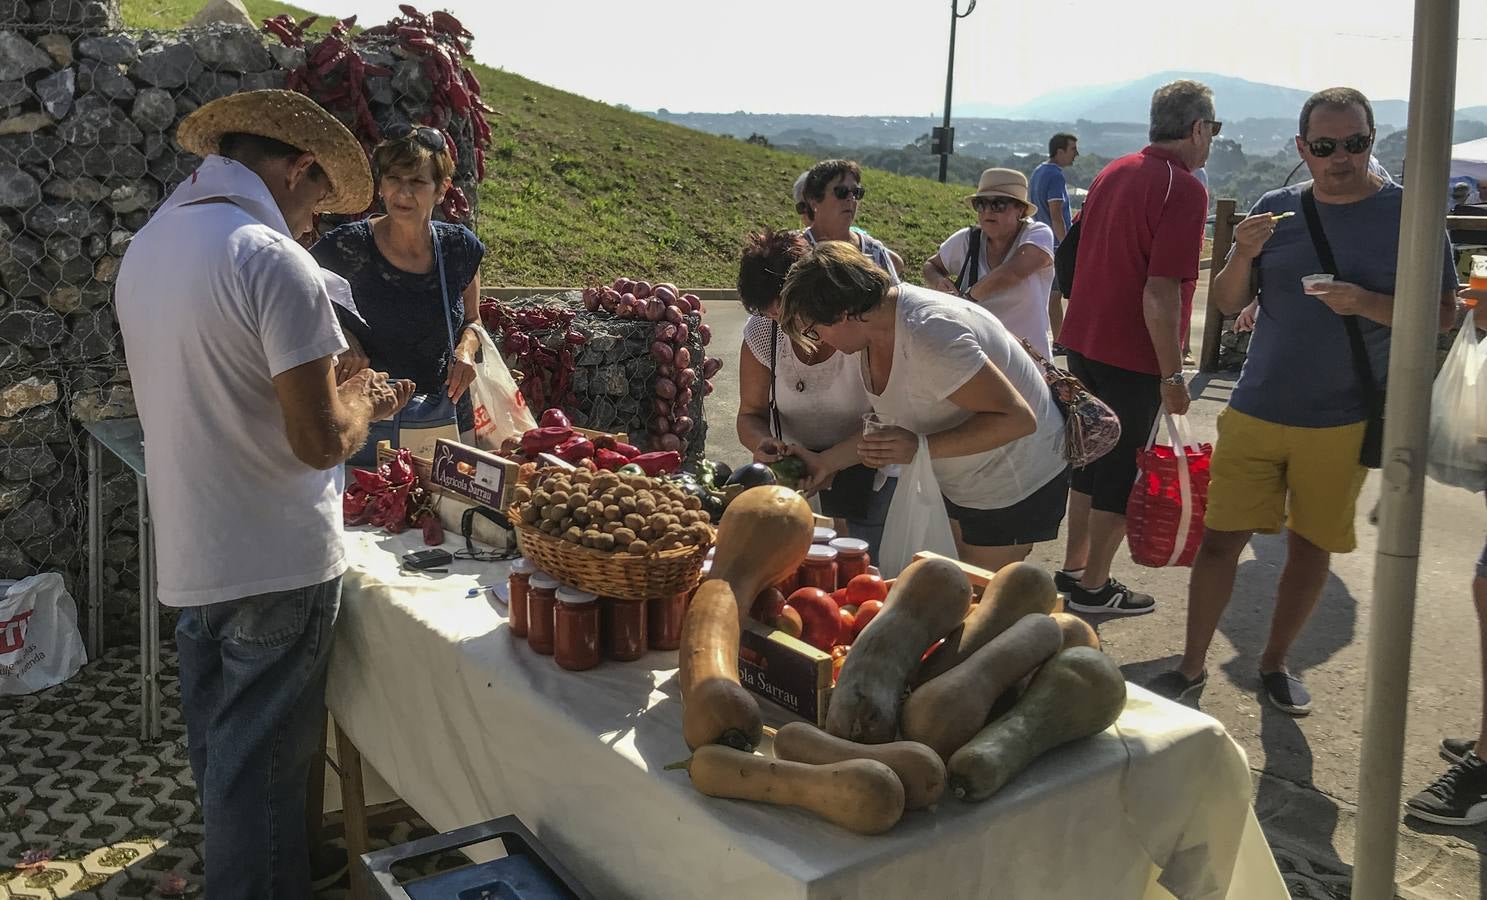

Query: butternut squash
[912,561,1058,685]
[685,744,906,835]
[826,557,973,744]
[773,721,946,809]
[679,486,815,751]
[1050,611,1100,651]
[900,614,1062,762]
[947,646,1126,802]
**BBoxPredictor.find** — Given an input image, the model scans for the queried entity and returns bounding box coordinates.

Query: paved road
[698,285,1487,897]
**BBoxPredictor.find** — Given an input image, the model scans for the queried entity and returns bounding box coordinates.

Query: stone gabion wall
[0,14,482,645]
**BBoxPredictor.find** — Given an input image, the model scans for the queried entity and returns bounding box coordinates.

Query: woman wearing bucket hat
[117,90,413,900]
[798,159,904,280]
[923,167,1057,359]
[311,125,487,465]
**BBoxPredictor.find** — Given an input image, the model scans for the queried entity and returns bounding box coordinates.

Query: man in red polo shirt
[1055,79,1215,615]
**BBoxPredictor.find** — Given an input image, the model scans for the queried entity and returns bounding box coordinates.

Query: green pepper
[767,456,808,490]
[616,463,646,476]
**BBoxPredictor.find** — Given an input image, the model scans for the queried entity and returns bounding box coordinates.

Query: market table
[327,527,1287,900]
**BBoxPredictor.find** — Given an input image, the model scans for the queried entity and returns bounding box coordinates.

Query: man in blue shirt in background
[1029,132,1078,345]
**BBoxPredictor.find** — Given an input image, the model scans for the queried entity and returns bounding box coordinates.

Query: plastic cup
[1468,256,1487,306]
[862,413,891,491]
[1301,274,1334,294]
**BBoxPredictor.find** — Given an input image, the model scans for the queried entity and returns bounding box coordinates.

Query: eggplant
[708,460,733,487]
[724,462,777,489]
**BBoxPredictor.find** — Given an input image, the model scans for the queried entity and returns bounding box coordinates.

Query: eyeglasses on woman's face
[1304,132,1373,158]
[385,123,447,153]
[972,196,1021,214]
[831,184,866,201]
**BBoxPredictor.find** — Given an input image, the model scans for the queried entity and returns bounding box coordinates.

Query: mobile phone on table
[401,548,453,570]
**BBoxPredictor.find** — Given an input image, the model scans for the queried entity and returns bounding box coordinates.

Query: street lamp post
[935,0,976,183]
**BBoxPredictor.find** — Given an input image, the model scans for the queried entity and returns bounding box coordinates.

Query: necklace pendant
[795,380,805,393]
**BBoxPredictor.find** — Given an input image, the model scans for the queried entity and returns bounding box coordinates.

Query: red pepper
[540,408,572,429]
[631,451,682,476]
[555,436,595,464]
[613,442,641,460]
[594,448,629,471]
[520,426,573,457]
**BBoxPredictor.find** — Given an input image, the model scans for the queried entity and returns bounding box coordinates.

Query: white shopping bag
[463,323,538,452]
[0,573,86,696]
[877,435,959,578]
[1427,310,1487,492]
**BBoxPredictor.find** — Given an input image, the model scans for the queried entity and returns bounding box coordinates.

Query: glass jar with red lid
[603,595,648,661]
[797,544,839,593]
[526,573,560,655]
[829,538,870,590]
[507,557,538,638]
[554,587,601,671]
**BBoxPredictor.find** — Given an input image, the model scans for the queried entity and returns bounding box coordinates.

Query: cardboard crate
[735,551,1063,727]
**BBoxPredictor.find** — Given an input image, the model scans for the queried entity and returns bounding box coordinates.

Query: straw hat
[964,167,1035,215]
[176,90,373,214]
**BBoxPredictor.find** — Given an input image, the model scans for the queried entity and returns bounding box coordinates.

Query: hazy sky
[311,0,1487,116]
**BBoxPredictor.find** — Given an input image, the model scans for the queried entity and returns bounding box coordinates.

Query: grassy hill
[121,0,972,288]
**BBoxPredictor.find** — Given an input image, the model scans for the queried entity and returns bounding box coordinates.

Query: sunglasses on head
[972,196,1021,213]
[831,184,866,201]
[384,123,447,153]
[1304,132,1373,158]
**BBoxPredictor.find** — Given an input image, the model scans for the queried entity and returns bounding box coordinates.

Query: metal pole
[938,0,957,184]
[1351,2,1459,898]
[86,436,102,657]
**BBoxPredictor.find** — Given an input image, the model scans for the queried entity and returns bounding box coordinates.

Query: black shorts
[1065,350,1162,515]
[944,468,1070,547]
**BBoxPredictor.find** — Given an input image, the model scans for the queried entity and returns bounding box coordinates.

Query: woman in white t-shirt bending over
[782,241,1069,571]
[923,167,1056,359]
[735,229,896,558]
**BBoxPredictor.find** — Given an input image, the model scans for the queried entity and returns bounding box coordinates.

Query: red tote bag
[1126,414,1212,568]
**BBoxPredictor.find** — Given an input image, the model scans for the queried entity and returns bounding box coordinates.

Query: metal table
[83,417,160,741]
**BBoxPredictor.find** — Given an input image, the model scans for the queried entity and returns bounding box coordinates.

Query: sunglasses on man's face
[384,123,447,153]
[972,196,1021,213]
[1205,120,1223,137]
[1304,133,1373,158]
[831,184,866,201]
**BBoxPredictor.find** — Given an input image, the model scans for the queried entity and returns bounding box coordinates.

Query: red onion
[653,397,672,414]
[658,433,681,452]
[674,346,692,369]
[581,287,600,312]
[682,293,702,312]
[650,341,674,364]
[704,379,714,395]
[674,323,689,344]
[663,306,684,325]
[675,387,693,409]
[652,414,671,434]
[676,369,697,389]
[655,377,677,400]
[654,322,678,342]
[703,356,723,379]
[633,280,653,299]
[643,298,664,321]
[613,277,634,294]
[698,324,712,346]
[653,283,679,301]
[657,363,675,377]
[672,416,694,436]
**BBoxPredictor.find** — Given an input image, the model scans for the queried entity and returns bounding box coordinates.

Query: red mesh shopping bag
[1126,414,1212,568]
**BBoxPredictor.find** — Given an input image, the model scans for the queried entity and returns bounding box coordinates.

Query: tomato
[830,645,850,682]
[787,587,840,651]
[851,599,883,641]
[773,605,803,639]
[846,573,888,607]
[838,606,856,641]
[831,587,850,607]
[750,587,786,624]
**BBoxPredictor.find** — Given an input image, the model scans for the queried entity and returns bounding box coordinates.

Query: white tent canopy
[1451,136,1487,181]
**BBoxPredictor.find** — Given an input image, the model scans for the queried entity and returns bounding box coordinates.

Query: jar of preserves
[797,544,839,593]
[526,574,560,655]
[507,557,538,638]
[813,526,838,545]
[648,591,688,651]
[554,587,601,671]
[829,538,870,589]
[603,595,648,661]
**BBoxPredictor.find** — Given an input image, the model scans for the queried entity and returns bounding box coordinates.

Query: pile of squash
[675,485,1128,835]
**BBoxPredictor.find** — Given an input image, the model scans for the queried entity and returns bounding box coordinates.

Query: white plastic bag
[877,435,959,578]
[463,322,538,452]
[0,573,86,696]
[1427,310,1487,492]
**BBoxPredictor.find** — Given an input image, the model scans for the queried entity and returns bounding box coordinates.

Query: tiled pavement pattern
[3,646,1366,899]
[0,647,457,899]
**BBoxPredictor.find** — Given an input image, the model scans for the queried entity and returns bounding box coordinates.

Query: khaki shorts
[1205,407,1368,553]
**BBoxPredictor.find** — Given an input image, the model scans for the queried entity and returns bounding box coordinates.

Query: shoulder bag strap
[1300,186,1378,402]
[956,227,981,294]
[432,223,458,354]
[768,321,783,440]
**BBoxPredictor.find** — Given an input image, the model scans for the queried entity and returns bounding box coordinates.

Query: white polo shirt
[116,156,349,607]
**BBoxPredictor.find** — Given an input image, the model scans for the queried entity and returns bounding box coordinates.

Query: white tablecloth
[327,528,1286,900]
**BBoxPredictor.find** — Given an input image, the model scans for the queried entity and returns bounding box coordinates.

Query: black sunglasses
[1304,132,1373,158]
[1204,120,1223,137]
[972,196,1022,213]
[831,184,866,201]
[384,123,447,153]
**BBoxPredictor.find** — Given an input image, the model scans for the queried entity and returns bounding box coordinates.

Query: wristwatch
[1160,371,1186,387]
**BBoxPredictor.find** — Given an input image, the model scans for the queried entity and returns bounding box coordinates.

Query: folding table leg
[137,475,160,742]
[334,720,370,900]
[86,437,102,658]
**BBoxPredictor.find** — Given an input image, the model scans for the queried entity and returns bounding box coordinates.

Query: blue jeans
[176,577,341,900]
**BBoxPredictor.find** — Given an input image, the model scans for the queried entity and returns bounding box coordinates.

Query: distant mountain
[958,71,1419,127]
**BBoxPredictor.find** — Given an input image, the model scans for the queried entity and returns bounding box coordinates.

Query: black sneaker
[1259,670,1312,716]
[1053,569,1083,595]
[1147,669,1206,704]
[1066,578,1156,616]
[1441,738,1478,765]
[1406,753,1487,826]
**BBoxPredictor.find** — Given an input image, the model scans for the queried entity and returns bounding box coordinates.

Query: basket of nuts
[508,467,715,601]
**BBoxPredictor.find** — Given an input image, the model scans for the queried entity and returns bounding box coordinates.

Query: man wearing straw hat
[116,90,412,898]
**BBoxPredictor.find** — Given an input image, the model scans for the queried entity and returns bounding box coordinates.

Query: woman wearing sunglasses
[923,168,1057,359]
[310,125,485,463]
[780,241,1070,572]
[798,159,903,281]
[734,229,895,558]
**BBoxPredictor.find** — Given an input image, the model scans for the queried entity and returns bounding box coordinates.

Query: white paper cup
[1301,274,1334,294]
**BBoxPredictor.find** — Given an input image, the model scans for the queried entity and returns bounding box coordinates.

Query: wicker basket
[510,513,712,601]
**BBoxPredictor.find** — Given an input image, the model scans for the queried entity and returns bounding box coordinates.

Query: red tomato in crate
[831,587,850,607]
[830,644,850,683]
[838,607,856,641]
[787,587,840,651]
[845,574,888,607]
[851,599,883,641]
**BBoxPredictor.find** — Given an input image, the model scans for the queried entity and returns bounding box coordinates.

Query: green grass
[122,0,974,288]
